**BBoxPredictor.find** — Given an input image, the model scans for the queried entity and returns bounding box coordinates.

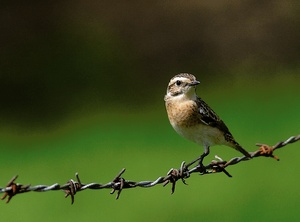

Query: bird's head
[165,73,200,99]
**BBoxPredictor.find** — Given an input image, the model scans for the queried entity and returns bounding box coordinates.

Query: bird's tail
[225,133,251,158]
[232,142,251,158]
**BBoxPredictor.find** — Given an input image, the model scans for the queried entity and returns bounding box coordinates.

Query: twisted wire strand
[1,135,299,204]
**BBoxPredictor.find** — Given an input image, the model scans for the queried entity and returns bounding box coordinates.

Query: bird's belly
[172,123,226,147]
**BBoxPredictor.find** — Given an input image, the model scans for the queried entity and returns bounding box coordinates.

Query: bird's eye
[176,80,182,86]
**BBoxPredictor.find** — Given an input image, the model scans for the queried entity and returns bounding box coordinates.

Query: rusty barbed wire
[1,134,299,204]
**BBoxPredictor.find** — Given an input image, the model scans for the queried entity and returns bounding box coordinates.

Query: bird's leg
[185,145,210,173]
[198,145,210,173]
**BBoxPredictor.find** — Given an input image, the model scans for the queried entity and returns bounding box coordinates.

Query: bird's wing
[196,97,231,134]
[196,97,251,157]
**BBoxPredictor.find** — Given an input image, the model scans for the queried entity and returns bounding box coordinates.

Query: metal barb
[0,176,30,203]
[64,173,84,204]
[110,168,126,199]
[1,175,18,203]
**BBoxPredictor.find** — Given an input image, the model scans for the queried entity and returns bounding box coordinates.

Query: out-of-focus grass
[0,76,299,221]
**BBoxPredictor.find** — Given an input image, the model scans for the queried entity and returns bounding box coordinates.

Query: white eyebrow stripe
[169,77,189,85]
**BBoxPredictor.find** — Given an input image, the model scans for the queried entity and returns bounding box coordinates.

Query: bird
[164,73,251,167]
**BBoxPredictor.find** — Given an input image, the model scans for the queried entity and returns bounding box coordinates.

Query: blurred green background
[1,1,299,221]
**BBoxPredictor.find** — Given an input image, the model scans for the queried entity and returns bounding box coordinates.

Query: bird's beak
[188,80,200,86]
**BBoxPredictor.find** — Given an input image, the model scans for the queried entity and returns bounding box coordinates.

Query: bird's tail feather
[232,142,251,158]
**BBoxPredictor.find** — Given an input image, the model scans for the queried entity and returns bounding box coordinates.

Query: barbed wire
[1,134,299,204]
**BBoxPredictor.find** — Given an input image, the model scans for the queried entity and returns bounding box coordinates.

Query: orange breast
[166,100,202,128]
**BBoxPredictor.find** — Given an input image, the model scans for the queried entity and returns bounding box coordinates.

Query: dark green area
[1,1,299,128]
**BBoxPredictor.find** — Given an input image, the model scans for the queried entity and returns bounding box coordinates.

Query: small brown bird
[164,73,251,165]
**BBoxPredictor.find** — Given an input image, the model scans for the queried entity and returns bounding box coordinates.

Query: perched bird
[164,73,251,165]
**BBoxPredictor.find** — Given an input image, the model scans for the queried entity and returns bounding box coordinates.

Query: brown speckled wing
[196,97,251,157]
[196,97,232,137]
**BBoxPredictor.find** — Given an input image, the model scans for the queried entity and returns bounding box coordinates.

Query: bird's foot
[197,160,207,174]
